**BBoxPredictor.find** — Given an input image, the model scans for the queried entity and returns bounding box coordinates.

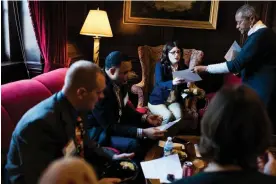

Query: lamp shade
[80,9,113,37]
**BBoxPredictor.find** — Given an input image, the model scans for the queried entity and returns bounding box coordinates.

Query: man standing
[6,61,133,184]
[88,51,165,154]
[193,4,276,133]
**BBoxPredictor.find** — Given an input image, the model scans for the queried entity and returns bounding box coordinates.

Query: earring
[250,25,253,29]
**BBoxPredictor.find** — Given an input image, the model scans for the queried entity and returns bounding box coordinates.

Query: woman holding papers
[193,4,276,133]
[148,41,188,125]
[173,85,276,184]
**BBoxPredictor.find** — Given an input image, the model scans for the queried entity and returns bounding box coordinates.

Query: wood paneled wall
[2,1,275,89]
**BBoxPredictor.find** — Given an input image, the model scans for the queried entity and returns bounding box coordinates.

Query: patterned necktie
[113,84,122,122]
[75,116,85,157]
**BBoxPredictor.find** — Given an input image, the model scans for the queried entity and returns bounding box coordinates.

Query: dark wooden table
[144,136,201,184]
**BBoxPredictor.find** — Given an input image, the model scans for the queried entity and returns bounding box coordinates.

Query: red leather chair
[198,73,242,117]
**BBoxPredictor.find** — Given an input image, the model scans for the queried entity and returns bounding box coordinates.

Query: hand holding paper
[173,69,202,82]
[172,77,186,85]
[157,118,181,131]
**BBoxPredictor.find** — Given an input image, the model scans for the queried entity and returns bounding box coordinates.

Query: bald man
[39,157,99,184]
[6,61,133,184]
[39,157,121,184]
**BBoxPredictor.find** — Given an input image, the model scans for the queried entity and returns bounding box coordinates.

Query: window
[1,0,41,64]
[2,0,11,62]
[22,0,40,61]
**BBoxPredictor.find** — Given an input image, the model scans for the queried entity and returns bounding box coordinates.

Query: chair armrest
[131,84,145,108]
[188,50,204,69]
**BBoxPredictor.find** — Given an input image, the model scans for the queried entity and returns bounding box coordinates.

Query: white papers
[157,118,181,131]
[172,69,202,82]
[141,154,183,183]
[224,41,241,61]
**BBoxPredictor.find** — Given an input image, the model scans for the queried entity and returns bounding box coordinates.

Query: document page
[157,118,181,131]
[224,40,241,61]
[172,69,202,82]
[141,154,182,183]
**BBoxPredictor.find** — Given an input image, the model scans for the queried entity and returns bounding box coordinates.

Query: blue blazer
[6,92,114,184]
[87,73,144,146]
[149,61,188,105]
[226,28,276,132]
[226,28,276,107]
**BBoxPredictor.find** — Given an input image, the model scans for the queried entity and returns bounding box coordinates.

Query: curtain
[28,1,69,73]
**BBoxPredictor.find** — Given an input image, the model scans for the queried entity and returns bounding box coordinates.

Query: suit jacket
[226,28,276,133]
[226,28,276,107]
[87,73,143,145]
[5,92,114,184]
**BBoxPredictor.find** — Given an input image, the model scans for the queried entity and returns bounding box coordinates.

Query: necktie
[75,116,85,157]
[113,84,122,122]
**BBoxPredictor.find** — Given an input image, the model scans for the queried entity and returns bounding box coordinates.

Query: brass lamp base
[93,36,100,65]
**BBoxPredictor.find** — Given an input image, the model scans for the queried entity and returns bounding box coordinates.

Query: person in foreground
[173,84,276,184]
[193,4,276,133]
[6,61,133,184]
[39,157,120,184]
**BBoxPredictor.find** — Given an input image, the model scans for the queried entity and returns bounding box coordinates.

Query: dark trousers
[110,136,139,153]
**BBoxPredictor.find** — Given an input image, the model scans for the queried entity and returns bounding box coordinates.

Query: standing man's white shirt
[206,20,267,74]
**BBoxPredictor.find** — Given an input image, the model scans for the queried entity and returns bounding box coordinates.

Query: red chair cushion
[33,68,67,94]
[1,80,52,127]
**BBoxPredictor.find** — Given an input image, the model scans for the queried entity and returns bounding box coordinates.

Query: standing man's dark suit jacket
[226,28,276,132]
[87,73,145,146]
[6,92,114,184]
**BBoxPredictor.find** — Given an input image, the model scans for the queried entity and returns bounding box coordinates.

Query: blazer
[5,92,113,184]
[149,61,188,105]
[226,28,276,132]
[226,28,276,107]
[87,73,143,145]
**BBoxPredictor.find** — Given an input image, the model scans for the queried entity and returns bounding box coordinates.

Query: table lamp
[80,8,113,65]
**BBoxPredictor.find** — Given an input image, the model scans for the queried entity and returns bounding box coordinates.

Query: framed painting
[123,1,219,29]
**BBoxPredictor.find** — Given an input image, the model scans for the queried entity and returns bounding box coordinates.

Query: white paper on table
[172,69,202,82]
[157,118,181,131]
[140,160,160,179]
[224,41,241,61]
[140,154,183,183]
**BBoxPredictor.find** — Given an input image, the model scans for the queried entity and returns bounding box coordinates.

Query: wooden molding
[26,61,44,77]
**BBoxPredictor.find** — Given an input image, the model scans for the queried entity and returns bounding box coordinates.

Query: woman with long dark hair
[148,41,188,125]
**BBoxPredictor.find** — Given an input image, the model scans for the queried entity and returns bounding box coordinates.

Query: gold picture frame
[123,1,219,30]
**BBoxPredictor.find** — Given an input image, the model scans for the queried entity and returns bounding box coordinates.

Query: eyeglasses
[169,50,181,55]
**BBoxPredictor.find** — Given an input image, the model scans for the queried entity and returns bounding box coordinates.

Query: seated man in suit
[88,51,166,156]
[6,61,133,184]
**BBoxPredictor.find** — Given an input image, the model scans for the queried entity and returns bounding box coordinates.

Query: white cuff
[137,128,143,138]
[206,62,230,74]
